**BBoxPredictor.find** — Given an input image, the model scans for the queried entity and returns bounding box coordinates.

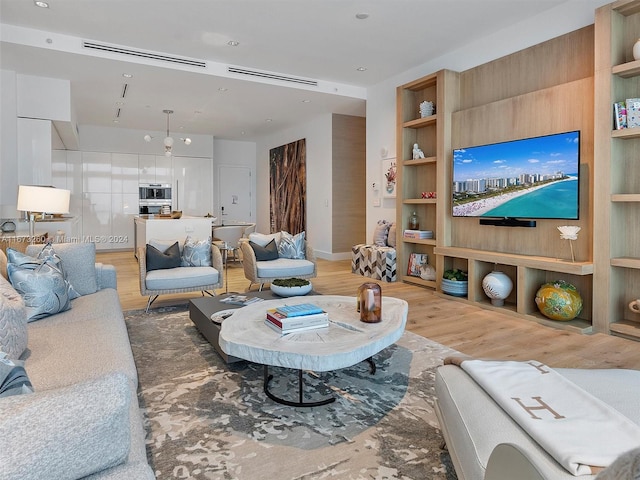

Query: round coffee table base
[262,357,376,407]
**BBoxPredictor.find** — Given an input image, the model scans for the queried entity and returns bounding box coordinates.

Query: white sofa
[435,364,640,480]
[0,243,154,480]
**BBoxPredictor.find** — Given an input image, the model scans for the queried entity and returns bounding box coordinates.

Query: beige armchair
[240,239,316,291]
[138,243,224,312]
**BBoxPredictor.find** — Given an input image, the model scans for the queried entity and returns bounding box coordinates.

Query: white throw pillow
[248,232,282,248]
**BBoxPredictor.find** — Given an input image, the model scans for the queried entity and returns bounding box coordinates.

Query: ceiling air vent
[228,66,318,87]
[83,41,207,68]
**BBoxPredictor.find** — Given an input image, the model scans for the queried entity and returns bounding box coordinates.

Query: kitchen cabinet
[172,156,213,216]
[139,155,172,185]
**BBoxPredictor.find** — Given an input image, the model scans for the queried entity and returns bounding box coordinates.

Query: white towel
[459,359,640,476]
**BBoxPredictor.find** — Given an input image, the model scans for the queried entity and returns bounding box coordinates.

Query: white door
[218,165,252,224]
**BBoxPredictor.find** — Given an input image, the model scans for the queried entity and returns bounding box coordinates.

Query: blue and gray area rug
[124,305,457,480]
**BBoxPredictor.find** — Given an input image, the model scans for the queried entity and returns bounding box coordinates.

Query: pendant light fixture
[144,109,191,157]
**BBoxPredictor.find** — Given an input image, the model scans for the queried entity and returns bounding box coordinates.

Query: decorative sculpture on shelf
[558,225,581,262]
[535,280,583,321]
[482,271,513,306]
[412,143,425,160]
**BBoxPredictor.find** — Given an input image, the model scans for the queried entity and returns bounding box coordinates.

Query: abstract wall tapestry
[269,138,306,234]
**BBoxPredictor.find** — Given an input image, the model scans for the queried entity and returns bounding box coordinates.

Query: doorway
[218,165,253,224]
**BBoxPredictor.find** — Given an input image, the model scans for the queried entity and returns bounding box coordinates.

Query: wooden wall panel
[458,26,594,110]
[448,26,595,263]
[332,114,366,252]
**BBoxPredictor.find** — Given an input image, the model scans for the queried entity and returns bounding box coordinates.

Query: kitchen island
[134,215,214,258]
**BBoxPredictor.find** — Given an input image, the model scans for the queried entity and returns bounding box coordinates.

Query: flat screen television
[452,130,580,225]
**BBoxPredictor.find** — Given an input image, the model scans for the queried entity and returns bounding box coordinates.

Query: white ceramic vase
[482,271,513,306]
[634,39,640,61]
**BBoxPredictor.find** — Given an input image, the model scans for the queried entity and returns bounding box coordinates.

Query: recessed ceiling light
[265,118,273,123]
[122,73,133,78]
[355,13,369,20]
[227,40,240,47]
[34,1,49,8]
[115,101,124,105]
[356,66,367,72]
[112,119,119,123]
[218,87,228,92]
[302,99,311,103]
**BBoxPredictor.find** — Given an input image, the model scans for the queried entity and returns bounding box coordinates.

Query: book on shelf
[403,229,433,239]
[220,295,264,306]
[626,98,640,128]
[407,253,429,277]
[614,101,627,130]
[264,318,329,335]
[274,303,324,317]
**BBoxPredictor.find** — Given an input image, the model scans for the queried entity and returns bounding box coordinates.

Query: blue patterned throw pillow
[181,236,212,267]
[6,255,73,322]
[277,231,306,259]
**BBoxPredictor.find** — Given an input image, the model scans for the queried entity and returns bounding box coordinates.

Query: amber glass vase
[358,282,382,323]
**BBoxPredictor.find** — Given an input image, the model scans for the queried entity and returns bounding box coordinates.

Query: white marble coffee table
[219,295,408,406]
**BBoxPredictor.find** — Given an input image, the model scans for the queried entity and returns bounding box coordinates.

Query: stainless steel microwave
[139,184,171,201]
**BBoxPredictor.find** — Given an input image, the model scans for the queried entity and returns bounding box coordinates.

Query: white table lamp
[17,185,71,238]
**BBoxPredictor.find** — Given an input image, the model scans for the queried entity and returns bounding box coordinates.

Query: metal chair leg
[145,295,158,313]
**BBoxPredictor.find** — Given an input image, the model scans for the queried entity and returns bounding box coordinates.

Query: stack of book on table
[220,294,264,306]
[264,303,329,335]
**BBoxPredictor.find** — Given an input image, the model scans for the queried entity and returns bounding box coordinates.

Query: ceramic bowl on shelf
[441,279,468,297]
[270,282,313,297]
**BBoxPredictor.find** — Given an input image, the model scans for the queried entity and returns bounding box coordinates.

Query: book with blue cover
[275,303,323,317]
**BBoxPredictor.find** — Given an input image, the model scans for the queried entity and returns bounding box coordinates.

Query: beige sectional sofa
[0,242,154,480]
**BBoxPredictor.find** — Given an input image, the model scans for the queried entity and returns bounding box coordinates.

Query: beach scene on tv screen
[452,131,579,219]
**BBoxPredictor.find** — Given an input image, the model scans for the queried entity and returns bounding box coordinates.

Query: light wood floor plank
[99,251,640,370]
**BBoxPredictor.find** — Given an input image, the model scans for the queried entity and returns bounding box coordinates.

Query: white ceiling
[0,0,592,141]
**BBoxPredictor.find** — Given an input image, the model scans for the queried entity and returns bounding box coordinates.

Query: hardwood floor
[99,250,640,370]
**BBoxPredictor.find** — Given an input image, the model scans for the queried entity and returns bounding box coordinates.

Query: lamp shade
[17,185,70,214]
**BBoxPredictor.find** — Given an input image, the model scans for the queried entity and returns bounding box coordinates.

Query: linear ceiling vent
[83,41,207,68]
[228,66,318,87]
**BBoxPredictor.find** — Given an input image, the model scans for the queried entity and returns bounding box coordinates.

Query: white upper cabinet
[82,152,111,193]
[111,154,139,194]
[138,155,172,184]
[17,117,52,186]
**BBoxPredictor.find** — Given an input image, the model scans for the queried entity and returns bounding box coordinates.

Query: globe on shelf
[534,280,583,321]
[482,271,513,306]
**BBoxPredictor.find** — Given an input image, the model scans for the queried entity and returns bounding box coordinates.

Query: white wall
[364,0,610,242]
[255,114,333,258]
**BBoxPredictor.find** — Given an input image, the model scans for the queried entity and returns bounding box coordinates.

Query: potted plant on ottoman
[270,278,312,297]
